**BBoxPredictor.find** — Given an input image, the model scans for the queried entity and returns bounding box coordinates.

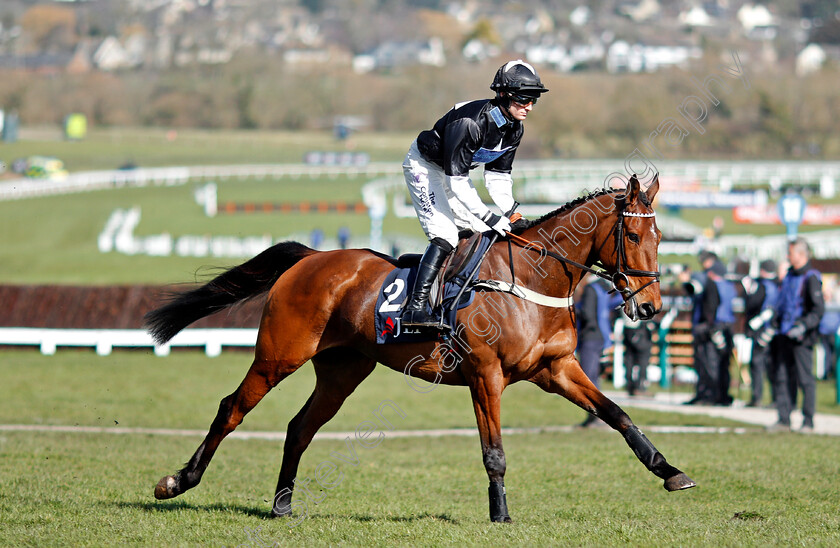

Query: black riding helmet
[490,59,549,99]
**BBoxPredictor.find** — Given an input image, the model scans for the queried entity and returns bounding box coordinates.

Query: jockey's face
[506,95,535,121]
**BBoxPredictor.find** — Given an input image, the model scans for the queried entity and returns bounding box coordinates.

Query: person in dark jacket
[576,275,622,427]
[819,307,840,380]
[681,252,730,405]
[766,238,824,432]
[699,260,736,406]
[743,259,780,407]
[623,315,656,396]
[400,60,549,333]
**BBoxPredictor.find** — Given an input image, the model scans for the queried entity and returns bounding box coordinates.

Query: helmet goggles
[508,93,539,106]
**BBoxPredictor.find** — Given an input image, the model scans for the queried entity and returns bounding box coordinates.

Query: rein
[504,204,661,303]
[505,232,610,282]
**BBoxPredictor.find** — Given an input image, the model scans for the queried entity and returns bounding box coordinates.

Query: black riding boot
[401,238,453,332]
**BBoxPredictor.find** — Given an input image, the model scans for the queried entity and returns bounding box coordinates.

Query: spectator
[337,226,351,250]
[743,259,780,407]
[576,275,622,427]
[701,260,736,406]
[310,228,324,249]
[819,309,840,380]
[818,282,840,380]
[680,251,723,405]
[766,238,825,433]
[623,314,656,396]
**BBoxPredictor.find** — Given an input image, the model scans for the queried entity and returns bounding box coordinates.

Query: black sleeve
[744,284,766,319]
[442,118,481,176]
[701,278,719,325]
[801,274,825,330]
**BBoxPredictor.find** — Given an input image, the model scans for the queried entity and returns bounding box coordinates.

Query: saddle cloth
[374,234,492,344]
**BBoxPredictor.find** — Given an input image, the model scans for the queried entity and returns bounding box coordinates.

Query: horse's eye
[627,232,640,244]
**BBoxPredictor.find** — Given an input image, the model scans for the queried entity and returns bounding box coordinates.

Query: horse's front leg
[469,369,512,523]
[531,356,696,492]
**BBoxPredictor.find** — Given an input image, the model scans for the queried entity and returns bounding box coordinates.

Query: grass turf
[2,426,840,546]
[1,349,840,546]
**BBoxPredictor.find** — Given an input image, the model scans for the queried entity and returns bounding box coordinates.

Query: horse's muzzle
[637,302,658,321]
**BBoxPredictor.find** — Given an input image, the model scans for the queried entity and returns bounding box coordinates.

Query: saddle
[393,232,485,306]
[376,232,490,344]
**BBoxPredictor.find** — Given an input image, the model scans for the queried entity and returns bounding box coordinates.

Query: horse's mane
[510,187,624,235]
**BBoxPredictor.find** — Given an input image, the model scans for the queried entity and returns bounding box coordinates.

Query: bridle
[609,207,661,318]
[505,198,661,318]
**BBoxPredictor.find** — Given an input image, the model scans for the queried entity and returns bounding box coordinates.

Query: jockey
[400,60,549,332]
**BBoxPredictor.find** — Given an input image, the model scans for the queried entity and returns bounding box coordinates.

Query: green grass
[0,349,756,431]
[3,127,412,171]
[1,349,840,546]
[3,173,837,285]
[0,175,425,284]
[2,430,840,547]
[2,127,839,285]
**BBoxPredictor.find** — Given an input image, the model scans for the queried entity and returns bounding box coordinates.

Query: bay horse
[146,174,695,523]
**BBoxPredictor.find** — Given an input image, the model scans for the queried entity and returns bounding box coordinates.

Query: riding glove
[482,212,511,236]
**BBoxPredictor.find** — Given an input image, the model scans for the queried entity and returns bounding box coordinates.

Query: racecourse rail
[2,159,840,201]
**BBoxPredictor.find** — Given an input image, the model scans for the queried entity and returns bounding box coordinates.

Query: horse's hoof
[664,472,696,491]
[271,506,293,518]
[491,515,513,523]
[154,475,178,500]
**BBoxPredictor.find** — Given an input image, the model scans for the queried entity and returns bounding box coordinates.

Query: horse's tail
[144,241,317,344]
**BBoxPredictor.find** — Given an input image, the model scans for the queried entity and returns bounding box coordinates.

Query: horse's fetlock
[179,469,202,490]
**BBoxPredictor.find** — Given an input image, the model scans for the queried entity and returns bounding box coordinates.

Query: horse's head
[600,174,662,321]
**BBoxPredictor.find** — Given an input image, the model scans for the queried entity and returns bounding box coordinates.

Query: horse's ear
[626,174,640,205]
[645,173,660,202]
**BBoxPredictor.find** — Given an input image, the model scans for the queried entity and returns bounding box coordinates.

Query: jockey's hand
[483,212,511,236]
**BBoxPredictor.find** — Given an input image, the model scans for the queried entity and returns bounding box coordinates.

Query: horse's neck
[518,194,615,296]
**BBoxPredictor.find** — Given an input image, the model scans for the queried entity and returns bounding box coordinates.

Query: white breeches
[402,140,485,248]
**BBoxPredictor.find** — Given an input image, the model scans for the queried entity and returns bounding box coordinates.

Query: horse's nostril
[639,303,656,319]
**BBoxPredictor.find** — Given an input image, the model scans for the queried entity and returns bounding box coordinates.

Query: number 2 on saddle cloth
[374,235,493,344]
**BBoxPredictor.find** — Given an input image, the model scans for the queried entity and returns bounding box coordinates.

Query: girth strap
[473,279,574,308]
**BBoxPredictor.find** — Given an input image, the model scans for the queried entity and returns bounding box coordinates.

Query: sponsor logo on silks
[489,106,507,128]
[472,145,511,164]
[381,316,397,338]
[418,188,434,215]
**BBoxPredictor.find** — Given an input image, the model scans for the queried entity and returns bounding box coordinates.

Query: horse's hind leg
[531,356,696,492]
[154,355,305,500]
[272,349,375,519]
